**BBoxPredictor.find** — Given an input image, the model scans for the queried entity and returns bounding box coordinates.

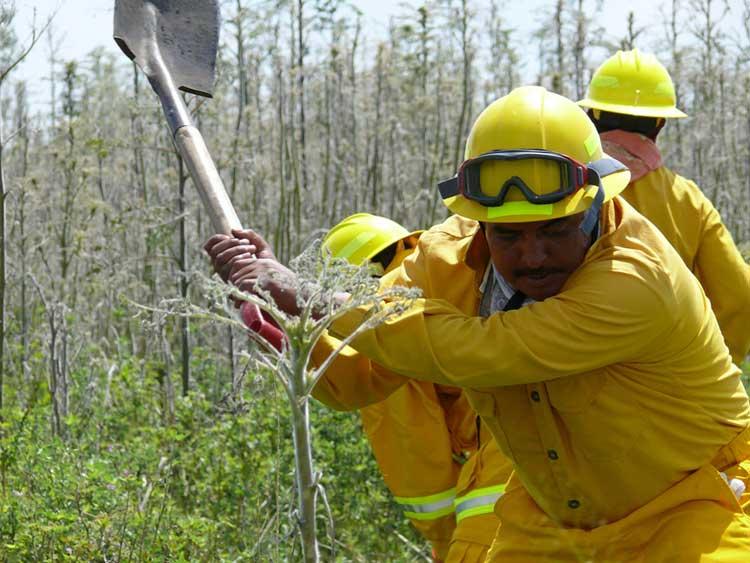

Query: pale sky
[7,0,745,112]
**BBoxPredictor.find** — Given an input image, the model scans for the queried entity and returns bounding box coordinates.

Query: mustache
[514,268,564,278]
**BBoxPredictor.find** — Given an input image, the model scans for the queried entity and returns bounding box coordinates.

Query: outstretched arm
[330,262,673,387]
[310,332,408,410]
[692,203,750,364]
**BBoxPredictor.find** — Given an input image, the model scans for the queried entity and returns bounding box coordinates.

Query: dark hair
[371,243,398,271]
[588,109,664,141]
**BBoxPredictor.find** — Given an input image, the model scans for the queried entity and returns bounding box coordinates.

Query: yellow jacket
[312,335,507,560]
[331,197,750,536]
[312,284,508,559]
[360,384,476,558]
[444,427,512,562]
[603,130,750,364]
[313,353,511,560]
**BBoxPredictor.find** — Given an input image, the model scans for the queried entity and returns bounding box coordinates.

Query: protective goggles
[438,149,624,206]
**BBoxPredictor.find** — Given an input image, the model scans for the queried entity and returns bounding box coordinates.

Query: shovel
[113,0,284,350]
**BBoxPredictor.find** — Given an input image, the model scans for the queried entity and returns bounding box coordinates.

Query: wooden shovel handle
[173,125,284,350]
[174,125,242,235]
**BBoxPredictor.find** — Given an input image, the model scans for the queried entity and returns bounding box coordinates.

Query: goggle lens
[466,158,573,202]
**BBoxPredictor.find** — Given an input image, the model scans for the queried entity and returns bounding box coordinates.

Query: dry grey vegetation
[0,0,748,560]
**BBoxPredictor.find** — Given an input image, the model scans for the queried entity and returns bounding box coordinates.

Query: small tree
[139,242,418,561]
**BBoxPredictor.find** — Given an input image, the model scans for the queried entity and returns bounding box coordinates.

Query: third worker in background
[577,48,750,364]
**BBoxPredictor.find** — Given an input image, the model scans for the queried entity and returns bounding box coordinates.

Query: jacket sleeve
[691,196,750,364]
[360,382,461,558]
[330,261,674,387]
[309,245,435,410]
[309,332,409,410]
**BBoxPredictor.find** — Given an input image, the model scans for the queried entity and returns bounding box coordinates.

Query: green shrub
[0,357,423,562]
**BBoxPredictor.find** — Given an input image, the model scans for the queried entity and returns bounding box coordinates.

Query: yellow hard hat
[439,86,630,223]
[577,49,687,119]
[322,213,419,267]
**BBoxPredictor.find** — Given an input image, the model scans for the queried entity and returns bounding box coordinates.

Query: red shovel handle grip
[240,302,285,351]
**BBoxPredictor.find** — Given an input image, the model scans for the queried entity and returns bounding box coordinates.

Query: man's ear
[649,118,666,141]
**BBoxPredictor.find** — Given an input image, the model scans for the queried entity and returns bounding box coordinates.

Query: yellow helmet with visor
[438,86,631,227]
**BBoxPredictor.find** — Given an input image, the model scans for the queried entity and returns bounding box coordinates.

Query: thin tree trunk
[418,6,429,193]
[178,155,191,396]
[294,0,307,252]
[367,44,384,205]
[17,100,29,395]
[669,0,684,164]
[573,0,586,100]
[290,383,319,562]
[230,0,248,201]
[226,0,249,385]
[0,140,6,413]
[554,0,564,95]
[349,16,361,214]
[452,0,472,170]
[47,27,57,128]
[321,39,333,217]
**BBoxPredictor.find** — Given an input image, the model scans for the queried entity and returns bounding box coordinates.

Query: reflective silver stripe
[455,491,502,515]
[399,496,454,515]
[394,488,456,521]
[454,485,505,522]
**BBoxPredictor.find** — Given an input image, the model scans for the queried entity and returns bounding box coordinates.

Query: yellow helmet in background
[322,213,420,270]
[577,49,687,119]
[439,86,630,223]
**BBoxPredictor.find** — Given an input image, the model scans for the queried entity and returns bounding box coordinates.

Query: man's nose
[519,236,547,269]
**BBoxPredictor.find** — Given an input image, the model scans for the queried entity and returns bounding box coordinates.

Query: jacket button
[530,391,541,402]
[547,449,559,460]
[568,499,580,509]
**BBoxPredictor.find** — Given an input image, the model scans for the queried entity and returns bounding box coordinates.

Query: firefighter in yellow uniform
[319,87,750,561]
[577,49,750,364]
[313,213,513,562]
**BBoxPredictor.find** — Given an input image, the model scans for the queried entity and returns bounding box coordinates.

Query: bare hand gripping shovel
[114,0,284,350]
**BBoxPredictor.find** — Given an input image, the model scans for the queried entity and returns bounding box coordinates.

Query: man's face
[483,213,591,301]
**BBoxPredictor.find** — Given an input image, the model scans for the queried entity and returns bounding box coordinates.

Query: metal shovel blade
[113,0,285,351]
[113,0,219,98]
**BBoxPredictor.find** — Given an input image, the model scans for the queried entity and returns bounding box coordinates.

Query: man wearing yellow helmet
[207,86,750,560]
[321,213,421,277]
[578,48,750,364]
[316,213,513,562]
[321,213,468,559]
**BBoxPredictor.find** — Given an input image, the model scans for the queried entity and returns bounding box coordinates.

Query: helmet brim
[576,98,687,119]
[442,158,631,223]
[365,230,424,261]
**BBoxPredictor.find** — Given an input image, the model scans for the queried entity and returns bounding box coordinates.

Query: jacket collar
[600,130,663,182]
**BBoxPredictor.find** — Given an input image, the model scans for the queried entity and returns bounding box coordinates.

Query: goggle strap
[438,176,459,199]
[580,184,605,236]
[587,157,627,179]
[580,156,625,235]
